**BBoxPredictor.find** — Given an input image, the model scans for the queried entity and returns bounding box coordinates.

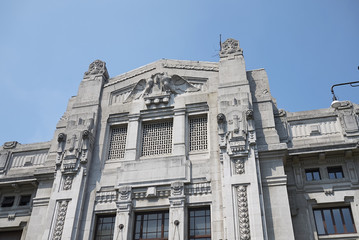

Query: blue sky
[0,0,358,144]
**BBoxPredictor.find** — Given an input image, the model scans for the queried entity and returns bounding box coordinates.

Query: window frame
[133,210,169,240]
[188,206,211,240]
[313,206,356,236]
[327,166,344,179]
[305,168,321,181]
[94,214,116,240]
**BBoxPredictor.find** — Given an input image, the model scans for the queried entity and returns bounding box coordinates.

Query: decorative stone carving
[118,185,132,200]
[56,133,66,165]
[146,187,157,198]
[56,116,94,174]
[171,182,184,196]
[237,185,250,240]
[124,73,200,104]
[63,175,73,190]
[52,200,69,240]
[235,159,245,174]
[185,182,211,195]
[96,191,117,203]
[245,110,254,120]
[3,141,17,149]
[84,59,109,79]
[220,38,243,57]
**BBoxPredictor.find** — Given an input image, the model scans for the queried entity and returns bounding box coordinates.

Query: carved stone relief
[171,182,184,196]
[52,200,69,240]
[83,59,109,79]
[56,116,94,174]
[235,159,245,174]
[63,175,73,191]
[237,185,250,240]
[124,72,200,106]
[220,38,243,57]
[118,185,132,201]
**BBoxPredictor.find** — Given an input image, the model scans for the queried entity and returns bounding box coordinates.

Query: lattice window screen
[108,126,127,159]
[189,116,208,151]
[141,120,173,156]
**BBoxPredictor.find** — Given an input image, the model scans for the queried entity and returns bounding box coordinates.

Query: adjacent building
[0,38,359,240]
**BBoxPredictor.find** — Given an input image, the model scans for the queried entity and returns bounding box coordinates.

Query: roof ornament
[84,59,109,80]
[220,38,243,58]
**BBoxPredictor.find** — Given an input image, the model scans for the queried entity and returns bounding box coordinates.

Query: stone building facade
[0,38,359,240]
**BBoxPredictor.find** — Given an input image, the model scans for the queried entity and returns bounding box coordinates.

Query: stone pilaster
[124,114,140,161]
[172,108,186,156]
[168,182,186,240]
[115,185,133,240]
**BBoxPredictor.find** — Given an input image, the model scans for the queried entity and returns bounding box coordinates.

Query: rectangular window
[18,195,31,206]
[141,120,173,156]
[189,115,208,152]
[94,215,116,240]
[108,125,127,159]
[314,207,356,235]
[305,168,321,181]
[134,211,169,240]
[189,207,211,240]
[1,196,15,208]
[328,166,344,179]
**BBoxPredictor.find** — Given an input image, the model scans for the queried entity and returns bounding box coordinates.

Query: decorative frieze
[10,150,47,168]
[237,185,250,240]
[95,191,117,203]
[185,182,211,195]
[52,200,69,240]
[133,190,170,199]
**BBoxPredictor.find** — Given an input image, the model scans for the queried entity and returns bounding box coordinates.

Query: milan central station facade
[1,38,359,240]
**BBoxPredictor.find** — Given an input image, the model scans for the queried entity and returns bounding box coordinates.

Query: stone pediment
[124,72,200,105]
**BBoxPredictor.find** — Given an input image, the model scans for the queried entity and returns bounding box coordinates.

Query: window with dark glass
[313,207,356,235]
[1,196,15,207]
[305,168,321,181]
[134,211,169,240]
[94,215,116,240]
[189,207,211,240]
[18,195,31,206]
[328,166,344,179]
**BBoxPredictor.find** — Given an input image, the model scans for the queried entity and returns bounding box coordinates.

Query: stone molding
[237,185,250,240]
[52,200,70,240]
[162,63,218,72]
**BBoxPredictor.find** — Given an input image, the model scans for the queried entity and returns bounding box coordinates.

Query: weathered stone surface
[1,38,358,240]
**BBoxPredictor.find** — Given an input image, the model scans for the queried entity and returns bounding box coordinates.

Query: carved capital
[171,182,184,196]
[118,185,132,201]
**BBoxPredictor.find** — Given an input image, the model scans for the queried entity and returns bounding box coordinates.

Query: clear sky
[0,0,358,144]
